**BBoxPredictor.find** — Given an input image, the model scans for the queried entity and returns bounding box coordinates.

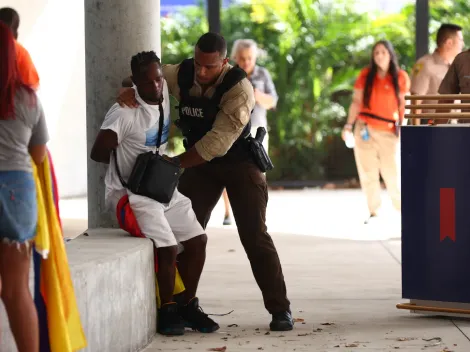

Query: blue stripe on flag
[34,249,51,352]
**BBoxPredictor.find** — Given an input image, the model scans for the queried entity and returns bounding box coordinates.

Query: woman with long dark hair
[342,40,410,224]
[0,22,49,351]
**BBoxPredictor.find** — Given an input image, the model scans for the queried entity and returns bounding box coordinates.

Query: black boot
[270,310,294,331]
[158,302,185,336]
[179,297,220,333]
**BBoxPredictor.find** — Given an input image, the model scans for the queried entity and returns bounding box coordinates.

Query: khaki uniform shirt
[163,63,255,162]
[410,51,451,112]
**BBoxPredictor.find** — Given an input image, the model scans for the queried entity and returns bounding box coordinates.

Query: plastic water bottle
[360,125,370,141]
[344,130,355,148]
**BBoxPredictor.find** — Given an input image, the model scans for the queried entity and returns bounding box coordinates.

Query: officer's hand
[162,154,180,165]
[117,88,138,108]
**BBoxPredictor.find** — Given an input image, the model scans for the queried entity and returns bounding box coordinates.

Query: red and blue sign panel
[401,127,469,303]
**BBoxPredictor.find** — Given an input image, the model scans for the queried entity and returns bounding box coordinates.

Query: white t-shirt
[102,81,171,211]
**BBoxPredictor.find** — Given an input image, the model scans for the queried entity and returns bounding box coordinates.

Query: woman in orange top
[342,40,410,223]
[0,7,40,90]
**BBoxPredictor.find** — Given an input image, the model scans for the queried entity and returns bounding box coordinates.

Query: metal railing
[405,94,470,120]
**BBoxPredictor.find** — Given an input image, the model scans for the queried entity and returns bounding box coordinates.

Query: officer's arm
[409,62,430,125]
[398,71,411,124]
[177,147,206,169]
[436,57,462,124]
[122,77,133,88]
[118,64,181,107]
[118,77,137,108]
[177,79,255,169]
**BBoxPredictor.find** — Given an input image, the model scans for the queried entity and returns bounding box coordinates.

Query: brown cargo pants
[178,159,290,314]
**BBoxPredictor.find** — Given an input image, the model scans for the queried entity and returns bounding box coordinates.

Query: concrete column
[85,0,161,228]
[207,0,221,33]
[415,0,429,60]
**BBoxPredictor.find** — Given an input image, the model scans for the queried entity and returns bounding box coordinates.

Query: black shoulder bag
[113,103,181,203]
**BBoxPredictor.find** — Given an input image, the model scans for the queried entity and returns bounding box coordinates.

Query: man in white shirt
[90,51,219,336]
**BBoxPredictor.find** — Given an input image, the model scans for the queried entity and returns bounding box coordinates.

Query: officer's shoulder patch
[412,62,424,77]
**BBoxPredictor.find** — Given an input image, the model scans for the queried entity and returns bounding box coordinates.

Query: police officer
[439,49,470,96]
[410,23,464,125]
[118,32,294,332]
[434,48,470,124]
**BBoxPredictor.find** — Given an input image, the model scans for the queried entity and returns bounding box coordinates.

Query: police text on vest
[182,107,204,118]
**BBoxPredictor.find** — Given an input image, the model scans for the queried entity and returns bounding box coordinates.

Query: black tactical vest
[175,58,252,162]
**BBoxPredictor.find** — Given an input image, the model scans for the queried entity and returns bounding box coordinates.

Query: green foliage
[161,0,470,181]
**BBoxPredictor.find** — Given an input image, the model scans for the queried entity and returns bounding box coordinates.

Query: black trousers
[178,160,290,314]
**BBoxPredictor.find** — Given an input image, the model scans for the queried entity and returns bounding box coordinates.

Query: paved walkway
[60,190,470,352]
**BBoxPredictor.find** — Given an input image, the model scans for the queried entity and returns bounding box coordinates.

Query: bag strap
[177,58,195,100]
[113,102,165,188]
[360,112,397,124]
[155,102,165,150]
[210,65,247,105]
[113,149,127,188]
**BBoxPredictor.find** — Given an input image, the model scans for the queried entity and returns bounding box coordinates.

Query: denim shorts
[0,171,37,244]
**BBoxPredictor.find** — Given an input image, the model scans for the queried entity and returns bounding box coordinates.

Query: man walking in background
[409,23,464,125]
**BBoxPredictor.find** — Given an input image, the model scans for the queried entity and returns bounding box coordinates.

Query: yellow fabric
[155,270,186,308]
[32,161,49,259]
[32,156,87,351]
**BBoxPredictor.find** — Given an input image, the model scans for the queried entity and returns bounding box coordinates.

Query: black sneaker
[158,302,185,336]
[179,297,220,333]
[270,310,294,331]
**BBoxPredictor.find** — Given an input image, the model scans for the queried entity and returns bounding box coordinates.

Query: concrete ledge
[0,230,156,352]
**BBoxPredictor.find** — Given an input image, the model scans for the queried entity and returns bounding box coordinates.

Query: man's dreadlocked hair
[131,51,161,78]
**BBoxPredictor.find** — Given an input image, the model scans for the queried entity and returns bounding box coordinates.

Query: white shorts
[127,189,204,248]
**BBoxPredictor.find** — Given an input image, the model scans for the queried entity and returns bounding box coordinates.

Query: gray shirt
[0,88,49,172]
[249,65,278,128]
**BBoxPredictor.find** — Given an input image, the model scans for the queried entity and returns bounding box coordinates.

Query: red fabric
[116,195,144,237]
[440,188,456,242]
[47,148,62,229]
[0,23,35,120]
[116,195,158,272]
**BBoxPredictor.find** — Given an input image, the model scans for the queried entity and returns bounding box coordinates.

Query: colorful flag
[32,150,87,351]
